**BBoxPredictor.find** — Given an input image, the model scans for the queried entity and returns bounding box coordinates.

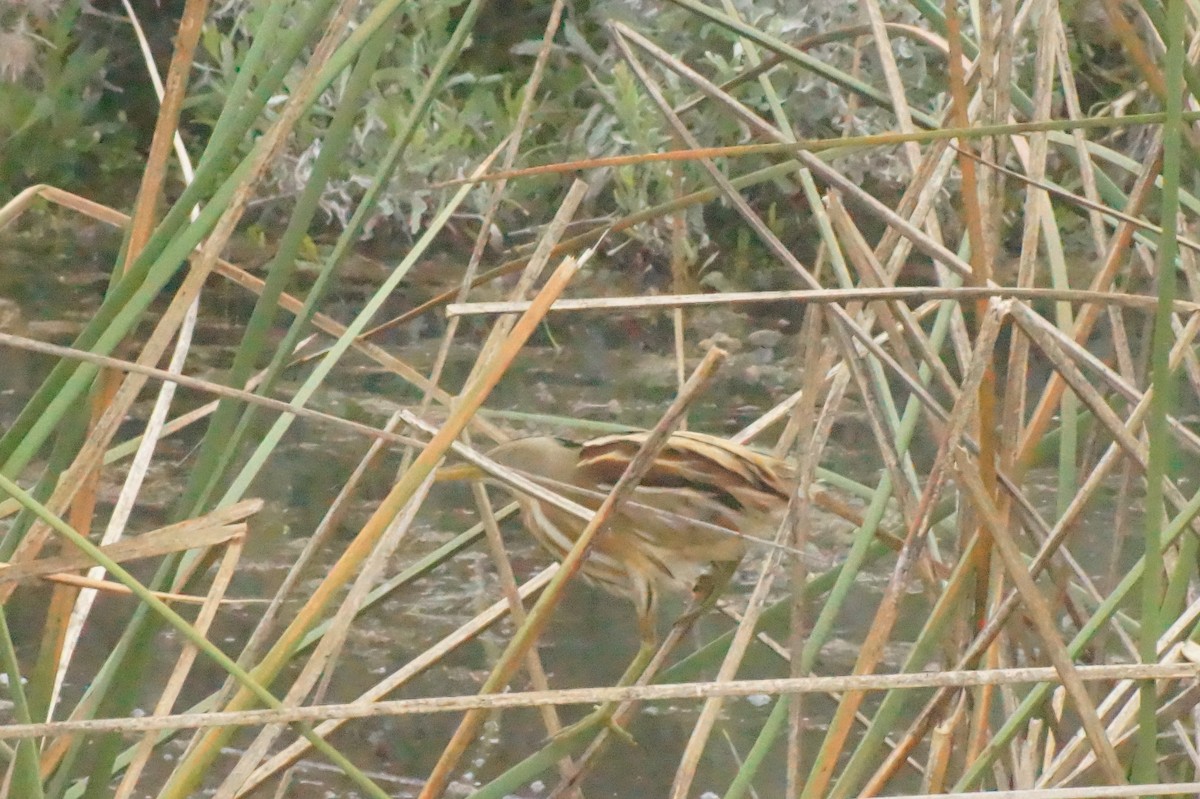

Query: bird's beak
[434,462,487,482]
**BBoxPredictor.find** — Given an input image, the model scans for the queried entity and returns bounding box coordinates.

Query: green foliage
[185,1,942,261]
[0,2,137,196]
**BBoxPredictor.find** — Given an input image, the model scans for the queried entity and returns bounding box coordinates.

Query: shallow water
[0,223,1132,798]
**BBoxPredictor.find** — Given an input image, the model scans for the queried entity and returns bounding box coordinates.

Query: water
[1,221,1095,798]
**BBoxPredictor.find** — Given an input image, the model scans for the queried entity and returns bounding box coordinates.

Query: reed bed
[0,1,1198,797]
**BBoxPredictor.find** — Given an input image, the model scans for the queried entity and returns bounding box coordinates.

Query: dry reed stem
[467,180,590,389]
[418,0,568,431]
[1012,303,1200,475]
[1052,681,1200,786]
[2,0,355,612]
[0,173,507,445]
[883,782,1200,799]
[988,5,1058,770]
[121,0,203,264]
[668,491,795,798]
[1040,593,1200,785]
[229,412,408,679]
[1015,137,1163,468]
[446,180,584,765]
[1050,25,1109,254]
[445,285,1200,316]
[471,483,570,738]
[213,473,439,799]
[53,0,207,722]
[955,448,1126,783]
[804,300,1008,798]
[430,108,1200,189]
[113,533,243,798]
[926,693,966,793]
[863,383,1197,793]
[161,240,586,799]
[957,147,1200,254]
[0,332,426,449]
[0,500,257,584]
[0,662,1191,740]
[825,193,960,406]
[616,17,954,448]
[434,182,590,769]
[785,308,832,793]
[418,346,728,798]
[237,565,557,796]
[970,0,1055,761]
[21,572,245,605]
[611,21,785,141]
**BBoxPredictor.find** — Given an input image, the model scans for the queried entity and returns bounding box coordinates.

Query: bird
[439,430,796,659]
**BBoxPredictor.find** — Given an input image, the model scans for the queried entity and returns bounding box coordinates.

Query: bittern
[440,431,795,659]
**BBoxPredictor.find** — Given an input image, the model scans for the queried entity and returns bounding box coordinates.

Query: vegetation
[0,0,1198,798]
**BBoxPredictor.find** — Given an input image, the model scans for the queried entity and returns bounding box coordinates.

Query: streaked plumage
[464,430,795,648]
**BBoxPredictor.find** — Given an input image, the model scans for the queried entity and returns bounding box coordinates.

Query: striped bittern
[441,431,795,661]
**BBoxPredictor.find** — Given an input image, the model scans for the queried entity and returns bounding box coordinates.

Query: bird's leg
[545,570,737,798]
[557,562,738,747]
[674,558,740,628]
[550,582,659,747]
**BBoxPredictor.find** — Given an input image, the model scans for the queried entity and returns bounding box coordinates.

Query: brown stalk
[677,292,846,799]
[0,332,426,452]
[825,193,960,401]
[160,240,585,799]
[445,286,1200,317]
[26,573,244,605]
[1044,644,1200,786]
[922,693,966,793]
[427,113,1186,190]
[114,532,243,798]
[953,147,1200,255]
[967,0,1042,764]
[1051,21,1111,255]
[611,16,955,451]
[953,448,1126,784]
[419,0,570,454]
[944,0,1000,700]
[451,163,585,777]
[42,0,210,732]
[470,484,571,737]
[236,562,555,796]
[860,295,1200,791]
[801,299,1008,799]
[668,508,795,799]
[441,178,583,774]
[862,392,1173,793]
[0,517,251,584]
[35,6,366,784]
[2,661,1197,741]
[787,309,833,792]
[418,346,728,799]
[2,0,359,606]
[1015,139,1163,469]
[0,187,487,436]
[216,472,441,799]
[226,413,409,689]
